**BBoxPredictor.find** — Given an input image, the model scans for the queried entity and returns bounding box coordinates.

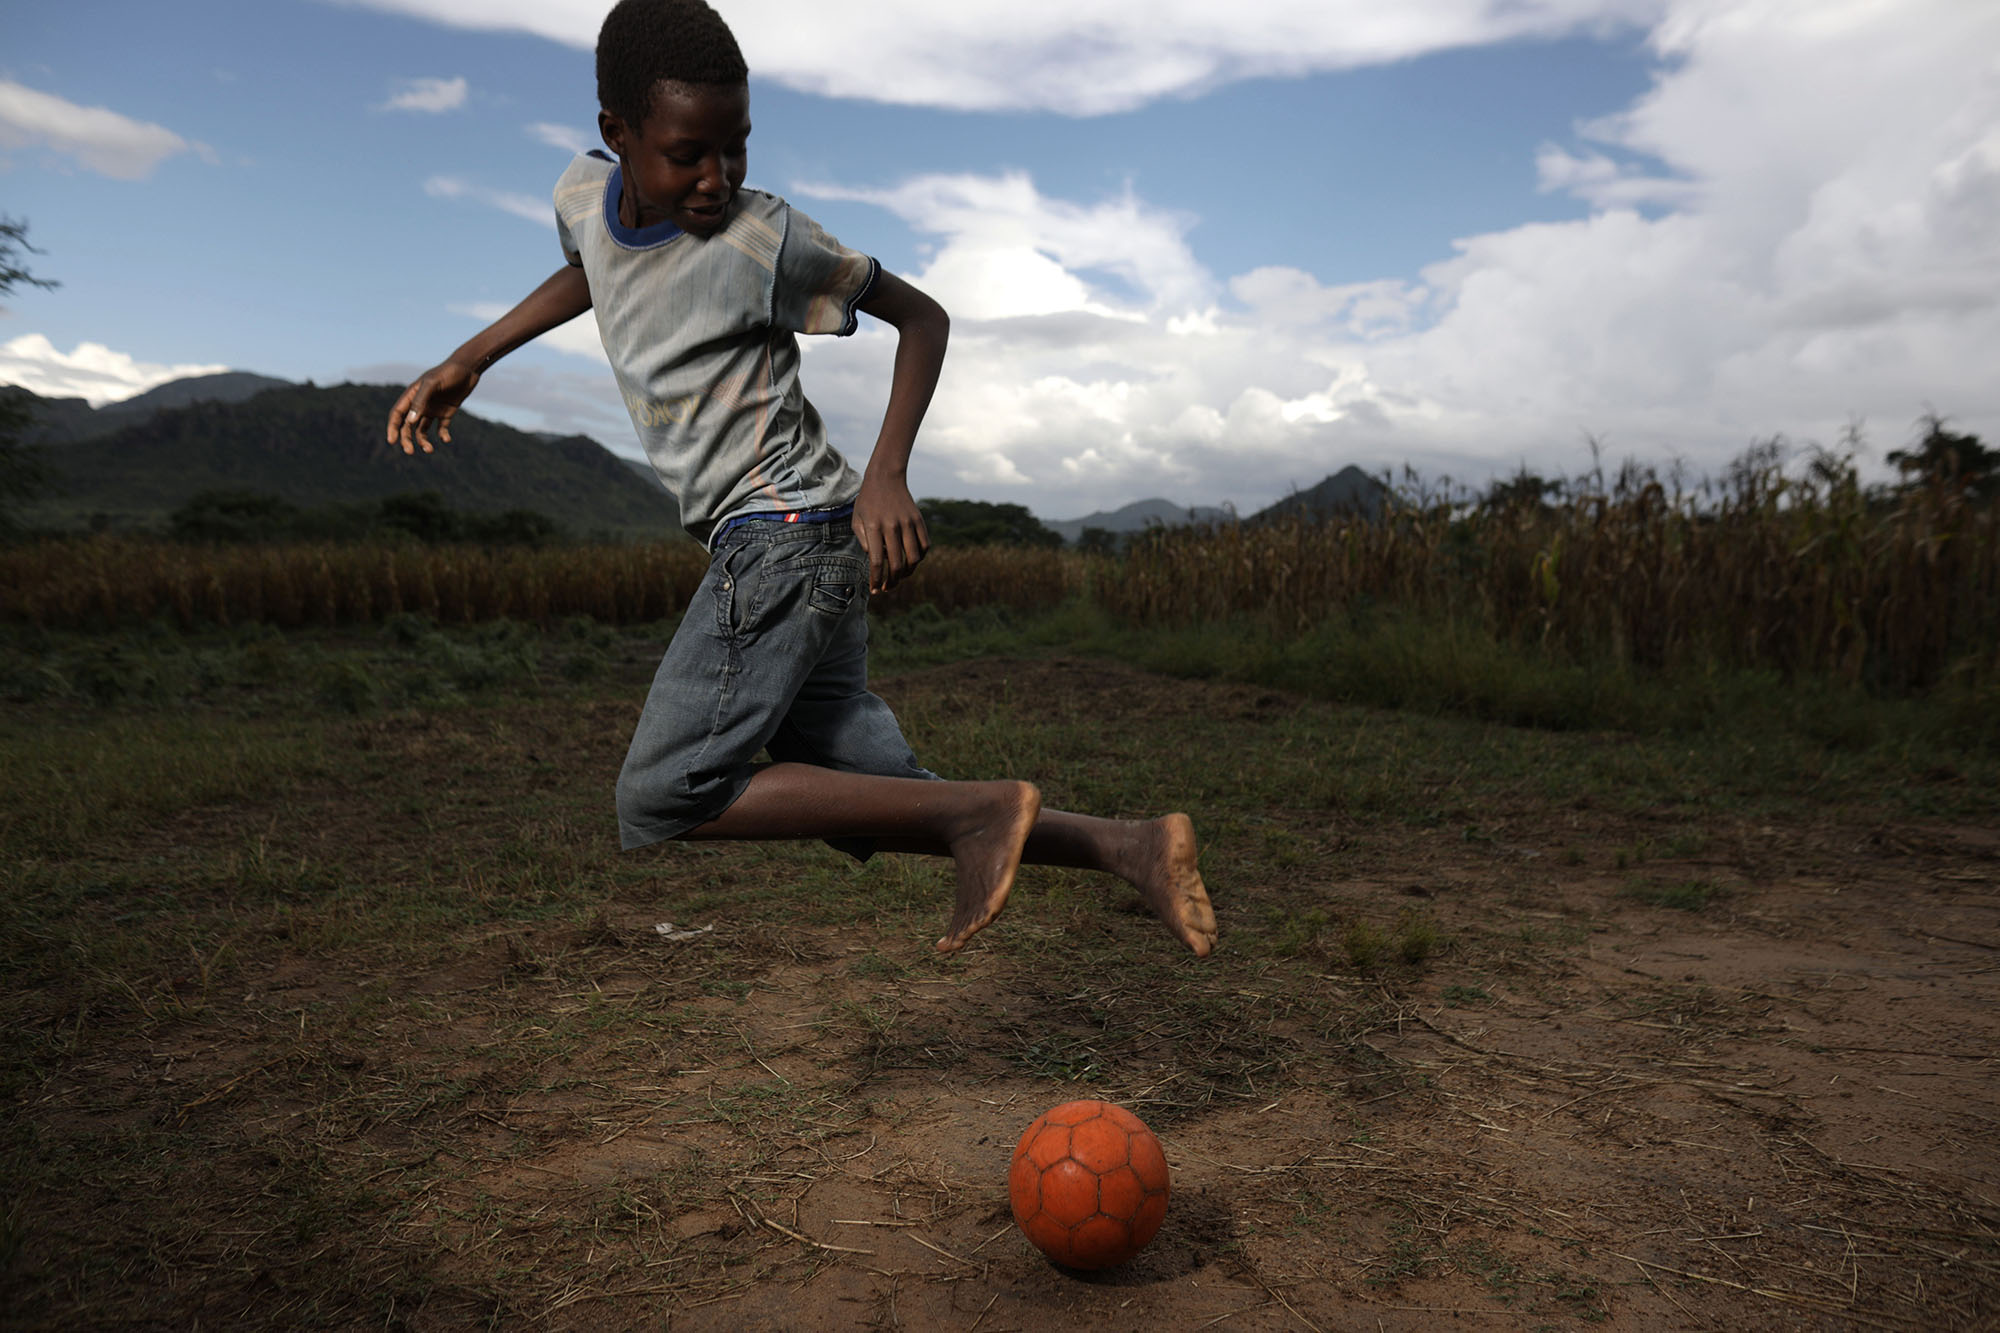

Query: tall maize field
[3,451,1993,696]
[0,538,1078,633]
[1100,452,1999,694]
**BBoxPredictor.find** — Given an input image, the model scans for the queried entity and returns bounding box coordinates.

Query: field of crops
[1104,449,1999,694]
[5,449,1995,698]
[0,539,1079,630]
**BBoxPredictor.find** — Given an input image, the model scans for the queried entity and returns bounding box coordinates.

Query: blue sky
[4,1,1997,519]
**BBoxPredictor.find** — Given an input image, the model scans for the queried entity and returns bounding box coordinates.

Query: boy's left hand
[853,473,929,593]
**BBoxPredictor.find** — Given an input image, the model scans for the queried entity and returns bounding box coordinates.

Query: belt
[712,502,855,543]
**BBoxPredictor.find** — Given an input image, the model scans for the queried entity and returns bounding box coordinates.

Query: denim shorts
[615,516,935,853]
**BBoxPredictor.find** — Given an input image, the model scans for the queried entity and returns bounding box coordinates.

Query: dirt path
[7,658,1997,1330]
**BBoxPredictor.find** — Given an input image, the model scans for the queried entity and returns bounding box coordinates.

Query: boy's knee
[615,759,668,835]
[614,768,643,827]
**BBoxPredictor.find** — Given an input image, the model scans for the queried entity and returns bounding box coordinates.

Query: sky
[3,0,1997,520]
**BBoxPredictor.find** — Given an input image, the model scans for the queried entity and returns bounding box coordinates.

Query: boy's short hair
[597,0,749,128]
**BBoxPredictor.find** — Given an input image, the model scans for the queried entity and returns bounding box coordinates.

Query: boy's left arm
[853,269,948,594]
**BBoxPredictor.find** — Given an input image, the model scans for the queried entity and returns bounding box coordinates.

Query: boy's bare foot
[1131,814,1217,957]
[936,781,1042,953]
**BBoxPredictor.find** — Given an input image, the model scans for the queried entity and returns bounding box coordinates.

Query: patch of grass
[1367,1224,1437,1287]
[1396,909,1440,964]
[1271,907,1330,958]
[1619,877,1731,911]
[1013,1035,1106,1084]
[1342,919,1387,971]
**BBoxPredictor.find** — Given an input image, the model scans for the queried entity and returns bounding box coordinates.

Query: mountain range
[12,374,681,538]
[9,372,1385,538]
[1043,467,1388,538]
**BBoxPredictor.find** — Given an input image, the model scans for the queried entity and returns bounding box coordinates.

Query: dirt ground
[7,656,1999,1330]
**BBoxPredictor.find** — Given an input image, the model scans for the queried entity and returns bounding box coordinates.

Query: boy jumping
[387,0,1216,957]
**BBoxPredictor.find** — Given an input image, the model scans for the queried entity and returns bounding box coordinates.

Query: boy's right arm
[386,265,592,455]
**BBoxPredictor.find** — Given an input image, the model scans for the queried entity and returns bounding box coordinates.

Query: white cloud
[344,0,1667,114]
[0,79,194,180]
[798,173,1208,319]
[528,121,593,154]
[423,175,553,227]
[349,0,1999,517]
[0,334,228,405]
[452,301,606,363]
[380,75,468,113]
[772,0,2000,515]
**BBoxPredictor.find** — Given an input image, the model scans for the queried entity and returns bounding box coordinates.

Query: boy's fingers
[386,387,415,444]
[886,523,925,590]
[393,385,427,454]
[404,387,438,454]
[857,520,886,591]
[899,519,928,574]
[876,520,925,591]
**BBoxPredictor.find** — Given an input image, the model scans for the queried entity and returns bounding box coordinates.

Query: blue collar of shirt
[601,162,684,250]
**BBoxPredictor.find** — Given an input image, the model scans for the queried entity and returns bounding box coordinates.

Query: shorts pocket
[807,560,863,616]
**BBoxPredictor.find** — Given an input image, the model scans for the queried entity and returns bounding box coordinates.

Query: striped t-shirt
[553,152,880,546]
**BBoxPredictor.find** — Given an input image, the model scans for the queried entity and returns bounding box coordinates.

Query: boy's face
[599,80,750,237]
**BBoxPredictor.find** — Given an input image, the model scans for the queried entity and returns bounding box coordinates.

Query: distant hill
[1249,466,1389,523]
[10,371,296,444]
[1046,497,1233,544]
[621,454,668,489]
[108,371,296,417]
[22,381,681,538]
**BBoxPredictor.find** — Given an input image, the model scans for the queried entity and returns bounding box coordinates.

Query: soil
[7,657,1998,1330]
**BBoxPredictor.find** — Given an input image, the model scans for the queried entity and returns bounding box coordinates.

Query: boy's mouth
[683,199,729,227]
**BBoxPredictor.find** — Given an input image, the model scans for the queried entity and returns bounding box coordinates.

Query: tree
[170,489,304,543]
[379,490,468,543]
[916,497,1063,548]
[1887,413,1998,505]
[0,218,60,535]
[1482,464,1564,514]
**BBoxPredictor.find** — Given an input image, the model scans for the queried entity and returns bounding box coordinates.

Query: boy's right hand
[387,360,480,454]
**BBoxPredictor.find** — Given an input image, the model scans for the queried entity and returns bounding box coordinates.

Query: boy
[387,0,1216,957]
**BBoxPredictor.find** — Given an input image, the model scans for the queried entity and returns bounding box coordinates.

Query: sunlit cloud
[0,333,229,405]
[423,175,553,227]
[380,75,468,113]
[772,0,2000,514]
[527,121,593,154]
[343,0,1998,518]
[452,301,605,362]
[0,79,195,180]
[343,0,1668,114]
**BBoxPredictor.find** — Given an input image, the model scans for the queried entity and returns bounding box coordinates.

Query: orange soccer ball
[1009,1099,1170,1270]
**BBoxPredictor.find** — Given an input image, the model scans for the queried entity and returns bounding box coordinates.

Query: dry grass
[10,447,1993,698]
[3,649,1998,1328]
[1102,449,2000,692]
[0,539,1080,630]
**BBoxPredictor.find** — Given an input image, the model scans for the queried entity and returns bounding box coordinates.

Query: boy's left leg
[874,810,1215,956]
[1024,810,1216,957]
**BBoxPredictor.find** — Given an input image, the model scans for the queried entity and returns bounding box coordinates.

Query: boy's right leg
[682,763,1040,952]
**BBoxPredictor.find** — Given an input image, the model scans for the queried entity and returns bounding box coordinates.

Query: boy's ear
[598,109,627,156]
